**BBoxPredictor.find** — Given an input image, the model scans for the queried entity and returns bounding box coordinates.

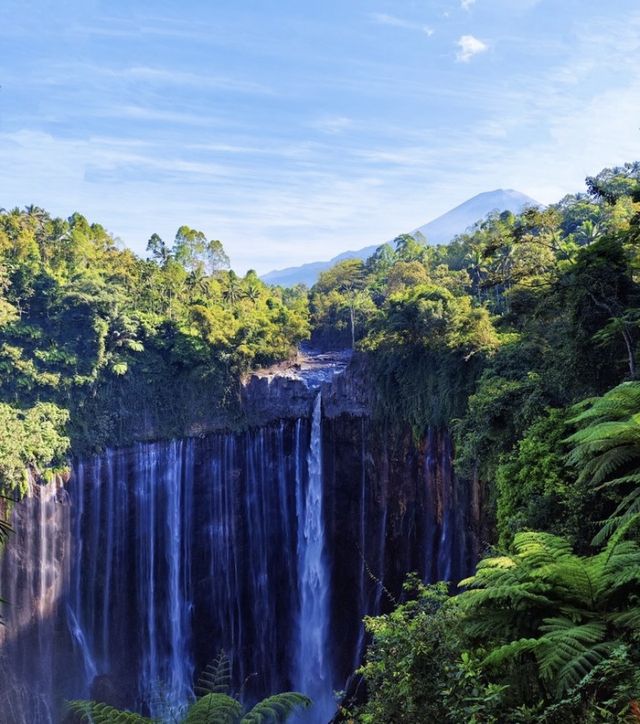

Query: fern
[458,530,640,697]
[566,382,640,542]
[68,677,310,724]
[66,700,156,723]
[537,618,612,692]
[183,693,243,724]
[0,515,12,545]
[241,692,312,723]
[483,637,541,667]
[195,650,232,697]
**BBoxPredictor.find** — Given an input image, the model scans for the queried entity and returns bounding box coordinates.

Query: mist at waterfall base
[0,397,473,723]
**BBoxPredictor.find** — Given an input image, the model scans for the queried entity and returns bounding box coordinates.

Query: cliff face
[0,351,479,723]
[0,476,73,724]
[240,349,368,426]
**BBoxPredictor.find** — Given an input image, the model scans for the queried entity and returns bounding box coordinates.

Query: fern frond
[482,637,541,667]
[568,383,640,426]
[598,512,640,549]
[512,531,574,562]
[537,559,595,607]
[592,514,628,545]
[0,515,13,548]
[536,617,610,692]
[195,650,232,697]
[608,607,640,631]
[594,472,640,490]
[457,581,554,611]
[241,692,312,723]
[555,642,615,693]
[574,443,639,486]
[66,700,155,723]
[183,693,243,724]
[592,498,640,544]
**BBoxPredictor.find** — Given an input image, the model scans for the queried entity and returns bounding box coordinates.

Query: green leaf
[241,692,312,723]
[66,700,156,723]
[184,693,243,724]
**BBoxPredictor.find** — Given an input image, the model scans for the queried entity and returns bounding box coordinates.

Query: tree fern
[457,531,640,695]
[183,693,243,724]
[68,653,311,724]
[66,700,156,723]
[241,692,311,723]
[195,650,232,697]
[566,382,640,542]
[537,618,613,692]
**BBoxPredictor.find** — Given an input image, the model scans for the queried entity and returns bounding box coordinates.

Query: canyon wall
[0,354,478,723]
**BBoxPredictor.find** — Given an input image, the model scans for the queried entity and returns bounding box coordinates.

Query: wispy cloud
[456,35,489,61]
[311,116,353,135]
[100,105,217,126]
[121,66,273,94]
[370,13,434,36]
[461,0,476,10]
[2,1,639,275]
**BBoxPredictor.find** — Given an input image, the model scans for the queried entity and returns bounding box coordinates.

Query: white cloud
[461,0,476,10]
[370,13,434,36]
[311,116,353,135]
[456,34,488,62]
[101,105,214,126]
[121,66,272,94]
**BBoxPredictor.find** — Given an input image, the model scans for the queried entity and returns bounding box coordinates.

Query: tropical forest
[1,1,640,723]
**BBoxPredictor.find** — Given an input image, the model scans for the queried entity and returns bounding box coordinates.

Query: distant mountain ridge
[261,189,540,287]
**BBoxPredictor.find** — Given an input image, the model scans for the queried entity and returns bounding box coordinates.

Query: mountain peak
[413,189,539,244]
[262,189,541,287]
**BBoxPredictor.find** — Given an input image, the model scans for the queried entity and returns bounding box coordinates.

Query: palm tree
[566,382,640,542]
[67,651,311,723]
[457,530,640,697]
[464,241,488,301]
[222,272,244,307]
[187,266,211,303]
[575,219,603,246]
[244,282,261,304]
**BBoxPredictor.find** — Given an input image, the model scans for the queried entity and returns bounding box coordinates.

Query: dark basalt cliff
[240,350,368,425]
[0,351,480,724]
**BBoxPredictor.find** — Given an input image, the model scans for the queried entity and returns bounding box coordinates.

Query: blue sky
[1,0,639,273]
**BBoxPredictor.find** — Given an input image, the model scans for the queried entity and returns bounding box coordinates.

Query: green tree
[495,408,582,547]
[205,238,230,275]
[566,381,640,543]
[172,226,208,273]
[147,233,171,266]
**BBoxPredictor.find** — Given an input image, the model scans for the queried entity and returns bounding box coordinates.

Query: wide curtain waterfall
[0,402,474,723]
[68,421,322,719]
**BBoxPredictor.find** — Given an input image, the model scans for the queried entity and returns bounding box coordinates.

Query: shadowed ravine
[0,355,476,723]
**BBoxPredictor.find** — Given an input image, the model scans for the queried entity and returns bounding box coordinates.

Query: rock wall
[0,353,479,723]
[0,476,73,724]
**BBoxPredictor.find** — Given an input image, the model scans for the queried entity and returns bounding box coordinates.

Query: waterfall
[0,407,474,723]
[294,393,335,723]
[134,440,194,717]
[0,478,71,724]
[352,418,367,671]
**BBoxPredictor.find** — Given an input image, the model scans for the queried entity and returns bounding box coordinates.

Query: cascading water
[0,370,475,723]
[294,394,335,723]
[0,477,71,724]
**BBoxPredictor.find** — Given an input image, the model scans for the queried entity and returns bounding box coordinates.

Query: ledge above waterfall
[240,348,370,426]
